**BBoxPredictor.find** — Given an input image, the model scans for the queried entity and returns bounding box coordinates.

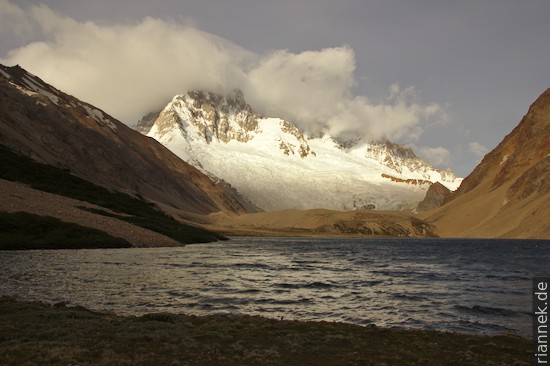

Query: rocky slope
[0,64,248,217]
[138,90,462,211]
[417,182,451,212]
[0,178,182,247]
[424,89,550,239]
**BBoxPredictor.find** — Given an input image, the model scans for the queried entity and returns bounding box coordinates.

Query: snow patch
[0,68,11,80]
[9,80,38,97]
[21,75,59,105]
[500,154,509,166]
[81,104,117,131]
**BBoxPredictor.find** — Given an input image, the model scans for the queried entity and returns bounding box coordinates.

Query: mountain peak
[365,140,420,168]
[364,140,459,185]
[156,90,261,144]
[185,89,254,116]
[139,89,462,211]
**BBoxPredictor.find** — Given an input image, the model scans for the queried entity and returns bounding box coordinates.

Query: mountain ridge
[0,64,248,217]
[139,90,462,212]
[2,64,546,239]
[424,88,550,239]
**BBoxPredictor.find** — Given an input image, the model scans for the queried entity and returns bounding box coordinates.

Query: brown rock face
[365,140,459,183]
[166,90,261,144]
[452,88,550,200]
[417,182,451,212]
[425,88,550,239]
[0,64,248,216]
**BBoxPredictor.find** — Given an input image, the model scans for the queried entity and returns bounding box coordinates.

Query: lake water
[1,237,548,338]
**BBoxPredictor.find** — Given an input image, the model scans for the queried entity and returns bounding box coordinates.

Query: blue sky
[2,0,549,176]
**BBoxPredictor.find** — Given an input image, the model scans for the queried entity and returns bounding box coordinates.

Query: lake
[1,237,548,338]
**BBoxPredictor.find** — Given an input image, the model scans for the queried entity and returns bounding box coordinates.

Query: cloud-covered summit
[1,0,444,144]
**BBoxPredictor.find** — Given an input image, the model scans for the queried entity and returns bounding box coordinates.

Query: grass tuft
[0,297,531,366]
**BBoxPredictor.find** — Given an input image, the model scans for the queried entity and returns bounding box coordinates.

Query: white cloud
[415,146,452,168]
[1,1,445,142]
[468,141,489,157]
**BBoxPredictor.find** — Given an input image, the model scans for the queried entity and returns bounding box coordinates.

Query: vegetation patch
[0,146,226,245]
[0,297,531,366]
[0,211,132,249]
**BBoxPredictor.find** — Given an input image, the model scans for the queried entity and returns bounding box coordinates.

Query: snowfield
[143,91,462,211]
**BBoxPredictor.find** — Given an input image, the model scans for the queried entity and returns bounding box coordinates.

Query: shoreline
[0,297,531,365]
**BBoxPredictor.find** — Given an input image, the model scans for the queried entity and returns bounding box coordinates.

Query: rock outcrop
[417,182,451,212]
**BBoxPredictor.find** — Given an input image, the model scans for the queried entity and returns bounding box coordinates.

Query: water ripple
[0,237,548,338]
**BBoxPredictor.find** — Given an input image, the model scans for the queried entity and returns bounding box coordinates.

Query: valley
[0,63,549,243]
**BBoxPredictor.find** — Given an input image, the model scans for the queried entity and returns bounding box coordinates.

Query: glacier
[139,90,462,211]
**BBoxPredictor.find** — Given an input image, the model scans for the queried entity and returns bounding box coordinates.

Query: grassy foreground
[0,297,530,366]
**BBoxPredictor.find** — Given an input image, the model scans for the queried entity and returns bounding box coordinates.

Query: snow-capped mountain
[137,90,462,211]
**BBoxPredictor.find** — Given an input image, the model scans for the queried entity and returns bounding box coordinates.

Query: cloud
[1,1,444,142]
[0,0,35,41]
[1,3,253,122]
[415,146,452,168]
[468,142,489,157]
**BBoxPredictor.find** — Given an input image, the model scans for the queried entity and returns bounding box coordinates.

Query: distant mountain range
[1,63,548,240]
[137,90,461,211]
